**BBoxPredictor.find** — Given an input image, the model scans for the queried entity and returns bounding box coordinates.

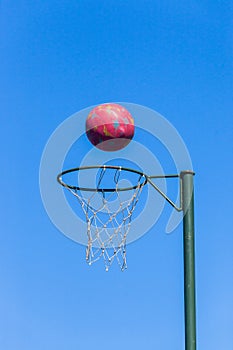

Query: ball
[86,103,135,151]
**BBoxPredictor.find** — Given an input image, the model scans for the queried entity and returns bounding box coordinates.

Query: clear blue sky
[1,1,233,349]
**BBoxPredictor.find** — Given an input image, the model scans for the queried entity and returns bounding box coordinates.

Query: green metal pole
[181,171,196,350]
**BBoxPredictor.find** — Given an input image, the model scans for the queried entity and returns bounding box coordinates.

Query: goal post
[57,167,197,349]
[181,171,196,350]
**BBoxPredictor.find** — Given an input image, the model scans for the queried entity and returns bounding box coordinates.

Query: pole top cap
[180,170,195,177]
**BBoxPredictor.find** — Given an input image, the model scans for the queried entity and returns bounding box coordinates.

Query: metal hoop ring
[57,165,148,192]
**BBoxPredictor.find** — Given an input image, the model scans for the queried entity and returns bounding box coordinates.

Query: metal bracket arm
[147,174,183,212]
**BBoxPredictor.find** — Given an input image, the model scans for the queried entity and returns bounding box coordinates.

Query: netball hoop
[57,165,187,271]
[57,165,147,271]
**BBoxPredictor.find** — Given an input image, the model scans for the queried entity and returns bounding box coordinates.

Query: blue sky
[1,1,233,349]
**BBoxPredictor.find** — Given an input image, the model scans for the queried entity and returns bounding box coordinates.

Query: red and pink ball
[86,103,135,152]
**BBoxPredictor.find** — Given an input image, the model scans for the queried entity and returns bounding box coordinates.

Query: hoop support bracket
[147,171,195,212]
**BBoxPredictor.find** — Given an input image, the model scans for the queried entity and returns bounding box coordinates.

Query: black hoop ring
[57,165,148,192]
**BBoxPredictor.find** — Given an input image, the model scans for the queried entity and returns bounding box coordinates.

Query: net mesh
[65,167,145,271]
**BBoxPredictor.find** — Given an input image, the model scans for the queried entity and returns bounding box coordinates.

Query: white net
[65,167,145,271]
